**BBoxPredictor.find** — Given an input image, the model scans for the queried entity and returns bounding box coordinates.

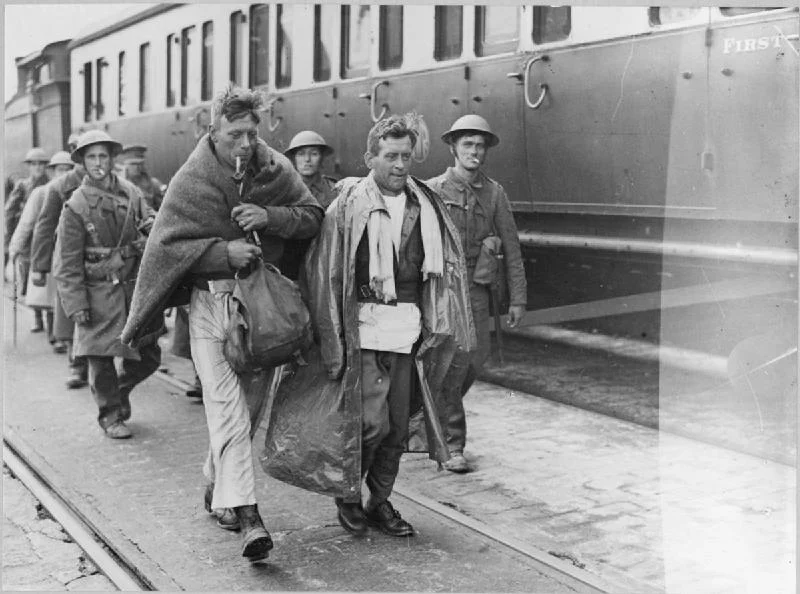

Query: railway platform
[3,298,795,593]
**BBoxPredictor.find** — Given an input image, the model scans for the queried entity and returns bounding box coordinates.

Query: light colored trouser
[189,288,273,510]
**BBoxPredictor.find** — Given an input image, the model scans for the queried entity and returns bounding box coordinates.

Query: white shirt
[358,190,421,353]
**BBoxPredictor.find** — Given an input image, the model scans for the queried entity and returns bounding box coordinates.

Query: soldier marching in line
[53,131,161,439]
[31,133,90,389]
[5,148,51,332]
[118,144,166,211]
[8,151,75,350]
[427,115,527,473]
[281,130,338,280]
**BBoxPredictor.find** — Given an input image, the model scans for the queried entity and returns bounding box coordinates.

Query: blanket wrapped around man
[120,135,320,347]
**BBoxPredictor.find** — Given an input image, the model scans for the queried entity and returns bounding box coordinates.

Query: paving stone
[27,532,83,574]
[2,563,67,590]
[32,517,72,542]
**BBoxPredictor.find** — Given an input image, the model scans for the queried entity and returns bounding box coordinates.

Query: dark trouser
[87,342,161,429]
[361,349,414,506]
[442,284,491,454]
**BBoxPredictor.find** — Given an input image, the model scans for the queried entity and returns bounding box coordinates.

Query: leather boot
[234,504,273,561]
[335,497,368,536]
[30,310,44,333]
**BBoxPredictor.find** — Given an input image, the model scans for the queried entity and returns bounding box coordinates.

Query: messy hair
[210,84,264,129]
[366,114,419,156]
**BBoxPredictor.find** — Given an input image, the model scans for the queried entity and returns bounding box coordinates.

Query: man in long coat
[54,130,160,440]
[5,147,49,262]
[121,85,323,562]
[262,114,475,538]
[31,133,89,388]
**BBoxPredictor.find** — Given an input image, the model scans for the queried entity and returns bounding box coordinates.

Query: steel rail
[518,231,798,266]
[3,437,147,592]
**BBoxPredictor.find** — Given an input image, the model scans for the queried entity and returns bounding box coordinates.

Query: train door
[370,5,469,179]
[264,4,339,169]
[466,6,529,203]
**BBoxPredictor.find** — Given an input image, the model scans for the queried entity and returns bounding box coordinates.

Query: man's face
[365,135,413,196]
[453,134,487,172]
[82,144,112,182]
[211,114,259,171]
[294,147,323,178]
[28,161,46,179]
[53,164,73,178]
[124,162,142,177]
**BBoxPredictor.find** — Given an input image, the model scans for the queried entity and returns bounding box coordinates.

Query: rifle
[414,358,449,466]
[489,280,505,366]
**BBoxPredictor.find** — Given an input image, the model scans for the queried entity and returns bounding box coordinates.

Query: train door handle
[358,80,389,122]
[265,98,283,132]
[523,55,549,110]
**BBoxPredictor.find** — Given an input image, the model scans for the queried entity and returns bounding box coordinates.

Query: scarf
[365,173,443,303]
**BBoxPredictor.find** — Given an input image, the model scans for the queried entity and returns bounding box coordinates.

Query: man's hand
[507,305,525,328]
[31,271,47,287]
[231,204,268,232]
[226,238,261,270]
[72,310,91,326]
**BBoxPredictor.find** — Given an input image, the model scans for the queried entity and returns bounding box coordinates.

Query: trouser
[189,288,274,510]
[87,342,161,429]
[360,349,414,505]
[442,284,491,454]
[66,340,88,378]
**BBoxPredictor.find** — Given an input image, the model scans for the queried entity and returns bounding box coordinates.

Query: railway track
[3,434,149,591]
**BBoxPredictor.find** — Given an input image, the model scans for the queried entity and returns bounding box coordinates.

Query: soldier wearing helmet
[31,132,91,389]
[118,144,165,211]
[5,147,50,262]
[427,114,527,473]
[7,151,75,346]
[53,130,161,439]
[281,130,337,279]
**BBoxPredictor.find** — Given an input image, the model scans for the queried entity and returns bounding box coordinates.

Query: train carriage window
[83,61,92,122]
[249,4,269,88]
[341,5,370,79]
[95,58,104,119]
[139,43,150,112]
[166,34,178,107]
[648,7,702,26]
[118,51,126,116]
[276,4,293,88]
[181,25,197,106]
[532,6,571,44]
[313,4,336,82]
[202,21,214,101]
[475,6,519,57]
[230,11,246,86]
[379,6,403,71]
[434,5,463,61]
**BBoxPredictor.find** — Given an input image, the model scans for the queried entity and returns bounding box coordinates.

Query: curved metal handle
[265,99,283,132]
[368,79,389,122]
[523,56,549,110]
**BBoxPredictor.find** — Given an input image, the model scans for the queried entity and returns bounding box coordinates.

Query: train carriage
[12,3,800,359]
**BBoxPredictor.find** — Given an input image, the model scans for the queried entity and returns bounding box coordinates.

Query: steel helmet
[70,130,123,164]
[47,151,74,168]
[24,148,49,164]
[67,132,80,148]
[284,130,333,158]
[441,114,499,148]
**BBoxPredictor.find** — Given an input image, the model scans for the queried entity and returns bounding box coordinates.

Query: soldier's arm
[493,185,527,307]
[4,181,26,252]
[53,206,90,318]
[30,183,63,273]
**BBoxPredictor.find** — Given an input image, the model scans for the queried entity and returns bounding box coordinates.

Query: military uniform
[54,172,160,430]
[426,167,527,458]
[119,145,164,211]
